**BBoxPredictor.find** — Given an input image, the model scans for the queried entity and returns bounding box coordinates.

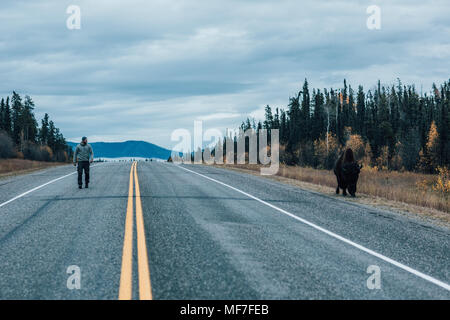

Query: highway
[0,161,449,299]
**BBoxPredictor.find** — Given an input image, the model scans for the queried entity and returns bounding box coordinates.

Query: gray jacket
[73,143,94,163]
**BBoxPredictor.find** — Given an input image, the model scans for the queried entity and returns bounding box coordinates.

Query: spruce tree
[4,97,12,136]
[11,91,23,146]
[300,79,311,142]
[0,98,5,131]
[23,95,38,143]
[312,89,325,140]
[39,113,50,145]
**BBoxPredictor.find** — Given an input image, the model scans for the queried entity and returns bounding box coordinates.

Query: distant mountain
[68,140,173,160]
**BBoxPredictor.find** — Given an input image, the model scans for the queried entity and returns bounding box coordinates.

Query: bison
[334,148,362,197]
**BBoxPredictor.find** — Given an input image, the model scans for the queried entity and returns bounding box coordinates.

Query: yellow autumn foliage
[433,166,450,194]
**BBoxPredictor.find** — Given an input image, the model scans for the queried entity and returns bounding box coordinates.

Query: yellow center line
[134,162,153,300]
[119,162,135,300]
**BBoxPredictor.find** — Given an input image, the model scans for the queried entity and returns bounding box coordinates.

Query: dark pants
[77,161,90,186]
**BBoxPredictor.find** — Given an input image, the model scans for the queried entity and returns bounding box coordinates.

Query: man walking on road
[73,136,94,189]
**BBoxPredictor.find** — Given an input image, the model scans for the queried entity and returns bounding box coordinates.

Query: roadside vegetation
[212,78,450,215]
[239,78,450,173]
[0,91,72,173]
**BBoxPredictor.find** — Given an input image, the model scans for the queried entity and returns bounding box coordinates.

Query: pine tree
[389,85,400,139]
[287,91,301,152]
[48,120,56,151]
[334,88,344,145]
[0,98,5,132]
[22,95,38,143]
[341,79,349,129]
[356,85,365,136]
[10,91,23,146]
[4,97,12,136]
[263,105,273,129]
[312,89,325,140]
[279,109,288,144]
[273,108,280,129]
[39,113,50,145]
[246,118,252,130]
[348,85,356,130]
[300,79,311,142]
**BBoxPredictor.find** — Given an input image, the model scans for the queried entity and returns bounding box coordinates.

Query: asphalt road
[0,161,448,299]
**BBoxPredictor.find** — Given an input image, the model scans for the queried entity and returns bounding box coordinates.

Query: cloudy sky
[1,0,449,149]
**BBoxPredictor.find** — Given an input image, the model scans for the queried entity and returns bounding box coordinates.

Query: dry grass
[0,159,64,178]
[213,163,449,217]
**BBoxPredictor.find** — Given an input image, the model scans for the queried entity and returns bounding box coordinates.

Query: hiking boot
[79,185,82,189]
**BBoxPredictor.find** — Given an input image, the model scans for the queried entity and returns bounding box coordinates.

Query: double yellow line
[119,162,152,300]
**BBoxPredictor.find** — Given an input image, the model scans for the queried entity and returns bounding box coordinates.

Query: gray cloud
[0,0,449,148]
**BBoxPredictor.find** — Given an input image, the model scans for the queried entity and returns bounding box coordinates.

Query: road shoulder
[0,159,67,180]
[210,164,450,229]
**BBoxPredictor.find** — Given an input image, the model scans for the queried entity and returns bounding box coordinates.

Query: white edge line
[0,164,101,208]
[177,164,450,292]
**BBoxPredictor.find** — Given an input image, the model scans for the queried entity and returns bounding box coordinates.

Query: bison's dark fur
[334,148,362,197]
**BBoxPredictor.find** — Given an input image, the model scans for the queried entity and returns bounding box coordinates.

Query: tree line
[0,91,72,162]
[239,79,450,173]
